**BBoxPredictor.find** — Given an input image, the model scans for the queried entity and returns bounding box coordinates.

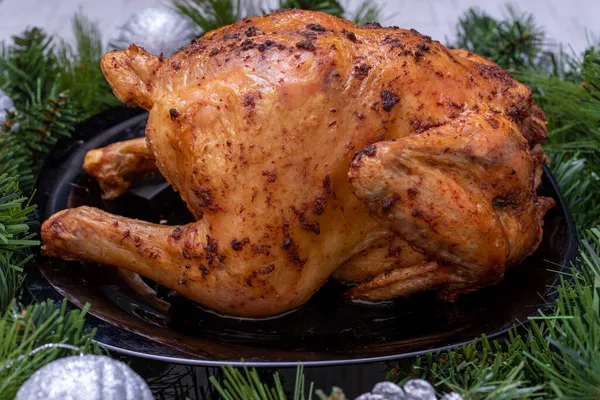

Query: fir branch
[172,0,383,33]
[0,132,35,192]
[0,92,78,194]
[56,13,119,117]
[209,365,319,400]
[0,174,38,312]
[172,0,261,33]
[550,154,600,227]
[350,0,382,25]
[521,228,600,398]
[0,28,58,105]
[453,6,546,71]
[0,300,100,400]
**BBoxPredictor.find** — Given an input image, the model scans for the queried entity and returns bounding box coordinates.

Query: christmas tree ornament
[440,394,464,400]
[0,89,15,126]
[356,380,463,400]
[111,6,198,57]
[15,355,154,400]
[402,380,437,400]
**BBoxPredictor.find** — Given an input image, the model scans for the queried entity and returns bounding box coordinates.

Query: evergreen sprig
[453,6,546,72]
[0,14,114,399]
[172,0,261,33]
[173,0,382,34]
[0,174,38,313]
[209,365,320,400]
[0,28,58,106]
[56,13,120,116]
[350,0,382,25]
[0,300,99,400]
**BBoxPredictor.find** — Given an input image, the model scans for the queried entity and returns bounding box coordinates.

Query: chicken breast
[41,10,552,317]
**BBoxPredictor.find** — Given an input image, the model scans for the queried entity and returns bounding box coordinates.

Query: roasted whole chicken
[41,10,554,317]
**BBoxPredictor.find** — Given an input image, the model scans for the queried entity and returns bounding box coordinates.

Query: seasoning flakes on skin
[296,40,316,51]
[352,62,371,79]
[51,9,551,319]
[231,237,249,251]
[381,90,400,112]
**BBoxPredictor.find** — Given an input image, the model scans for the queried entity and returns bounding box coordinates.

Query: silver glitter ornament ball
[356,380,463,400]
[15,355,154,400]
[0,89,15,126]
[112,6,198,57]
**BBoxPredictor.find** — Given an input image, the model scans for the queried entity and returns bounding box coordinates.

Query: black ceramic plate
[29,106,577,366]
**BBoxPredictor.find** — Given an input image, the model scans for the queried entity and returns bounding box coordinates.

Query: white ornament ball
[0,89,15,126]
[372,381,406,400]
[112,6,198,57]
[356,380,464,400]
[15,355,154,400]
[403,379,437,400]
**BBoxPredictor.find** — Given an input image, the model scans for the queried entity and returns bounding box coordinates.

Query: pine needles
[209,365,321,400]
[0,300,99,400]
[350,0,382,25]
[0,14,118,195]
[56,13,120,115]
[0,174,38,313]
[172,0,262,33]
[0,13,113,398]
[173,0,383,33]
[453,6,546,71]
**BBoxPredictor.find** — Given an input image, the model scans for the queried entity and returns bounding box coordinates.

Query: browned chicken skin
[84,137,158,199]
[41,10,553,317]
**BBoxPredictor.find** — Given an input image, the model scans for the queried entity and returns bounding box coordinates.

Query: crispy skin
[42,10,551,317]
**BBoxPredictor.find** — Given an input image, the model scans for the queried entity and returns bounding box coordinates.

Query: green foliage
[551,153,600,228]
[0,17,117,114]
[173,0,382,34]
[0,28,58,105]
[0,174,38,313]
[0,93,78,194]
[0,14,117,194]
[0,300,99,400]
[0,13,115,399]
[56,13,120,115]
[454,6,546,72]
[516,50,600,227]
[209,365,319,400]
[0,132,35,191]
[172,0,261,33]
[523,229,600,398]
[350,0,382,25]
